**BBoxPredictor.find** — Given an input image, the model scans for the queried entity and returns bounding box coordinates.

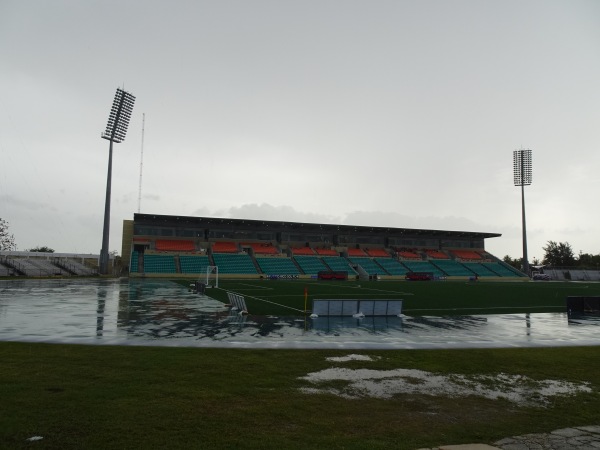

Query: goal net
[203,265,219,288]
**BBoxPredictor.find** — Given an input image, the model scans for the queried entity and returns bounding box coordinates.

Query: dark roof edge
[133,213,502,240]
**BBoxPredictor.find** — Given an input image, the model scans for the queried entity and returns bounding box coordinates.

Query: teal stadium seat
[322,257,356,274]
[256,257,300,275]
[293,256,328,275]
[462,262,497,277]
[431,259,475,276]
[130,251,139,273]
[212,253,257,274]
[179,255,210,274]
[374,258,410,275]
[347,257,387,275]
[144,254,176,274]
[403,261,444,277]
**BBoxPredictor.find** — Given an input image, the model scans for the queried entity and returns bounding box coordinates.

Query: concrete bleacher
[294,255,329,275]
[256,257,299,275]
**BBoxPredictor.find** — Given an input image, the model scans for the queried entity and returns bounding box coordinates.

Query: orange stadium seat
[397,250,421,260]
[365,248,390,257]
[212,241,239,253]
[292,246,315,256]
[155,239,195,252]
[424,249,449,259]
[347,248,367,257]
[314,248,337,256]
[452,250,483,260]
[245,242,278,255]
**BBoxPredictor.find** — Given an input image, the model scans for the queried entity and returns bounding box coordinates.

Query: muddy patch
[299,355,592,407]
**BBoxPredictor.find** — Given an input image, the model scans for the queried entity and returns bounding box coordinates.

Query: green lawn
[1,342,599,449]
[176,279,600,315]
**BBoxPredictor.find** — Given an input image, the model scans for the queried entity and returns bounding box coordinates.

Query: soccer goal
[203,265,219,288]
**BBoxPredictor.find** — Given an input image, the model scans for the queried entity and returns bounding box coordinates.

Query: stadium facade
[122,213,526,280]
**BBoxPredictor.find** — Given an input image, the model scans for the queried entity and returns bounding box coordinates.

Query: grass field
[1,342,599,449]
[175,279,600,316]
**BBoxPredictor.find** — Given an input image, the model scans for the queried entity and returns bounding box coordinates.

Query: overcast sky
[1,0,599,260]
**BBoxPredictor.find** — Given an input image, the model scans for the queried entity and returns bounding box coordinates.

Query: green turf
[176,279,600,315]
[1,342,599,449]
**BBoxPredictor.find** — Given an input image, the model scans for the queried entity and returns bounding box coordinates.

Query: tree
[0,218,16,251]
[502,255,522,270]
[542,241,576,266]
[27,246,55,253]
[577,251,600,269]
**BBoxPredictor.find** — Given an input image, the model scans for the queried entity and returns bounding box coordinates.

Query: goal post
[204,265,219,288]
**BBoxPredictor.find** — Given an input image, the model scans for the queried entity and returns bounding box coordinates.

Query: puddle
[299,356,592,406]
[1,278,600,349]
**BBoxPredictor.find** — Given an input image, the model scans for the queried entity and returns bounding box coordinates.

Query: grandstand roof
[133,213,501,240]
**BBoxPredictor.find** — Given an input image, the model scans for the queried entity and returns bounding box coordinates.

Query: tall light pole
[99,88,135,275]
[513,148,532,276]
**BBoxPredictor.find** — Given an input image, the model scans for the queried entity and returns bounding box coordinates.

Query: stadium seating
[347,257,386,275]
[347,248,367,257]
[322,256,356,273]
[130,252,139,273]
[291,246,315,256]
[155,239,195,252]
[244,242,278,255]
[212,253,257,274]
[397,250,422,260]
[179,255,211,274]
[314,248,338,256]
[293,255,329,275]
[424,249,450,259]
[374,258,410,275]
[211,241,239,253]
[365,248,390,257]
[462,262,496,277]
[144,254,177,274]
[452,250,483,260]
[431,259,474,276]
[402,261,444,277]
[256,257,300,275]
[482,262,525,277]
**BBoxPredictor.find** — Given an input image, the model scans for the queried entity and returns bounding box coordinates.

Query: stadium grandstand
[0,251,102,277]
[121,213,529,280]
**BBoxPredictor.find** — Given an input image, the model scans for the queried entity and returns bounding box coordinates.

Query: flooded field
[1,278,599,349]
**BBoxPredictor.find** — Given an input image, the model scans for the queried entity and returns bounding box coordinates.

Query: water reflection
[1,278,599,349]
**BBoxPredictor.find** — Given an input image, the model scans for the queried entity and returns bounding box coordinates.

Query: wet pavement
[421,425,600,449]
[1,278,600,349]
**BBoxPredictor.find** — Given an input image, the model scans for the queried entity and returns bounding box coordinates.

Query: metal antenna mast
[138,113,145,214]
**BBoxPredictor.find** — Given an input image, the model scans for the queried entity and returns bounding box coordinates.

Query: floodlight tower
[513,148,532,276]
[99,88,135,275]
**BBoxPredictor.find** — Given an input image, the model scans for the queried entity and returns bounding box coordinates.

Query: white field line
[217,288,305,313]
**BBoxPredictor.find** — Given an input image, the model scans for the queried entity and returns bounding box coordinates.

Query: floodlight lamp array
[513,149,532,186]
[101,88,136,143]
